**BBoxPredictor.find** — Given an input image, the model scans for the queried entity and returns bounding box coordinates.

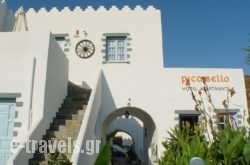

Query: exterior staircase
[29,82,91,165]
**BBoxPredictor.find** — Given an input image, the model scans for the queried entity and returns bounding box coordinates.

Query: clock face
[75,40,95,58]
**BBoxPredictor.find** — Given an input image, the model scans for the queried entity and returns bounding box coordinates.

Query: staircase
[29,82,91,165]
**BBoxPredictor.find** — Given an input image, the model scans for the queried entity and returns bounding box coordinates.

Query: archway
[101,106,158,165]
[107,117,143,161]
[112,131,134,147]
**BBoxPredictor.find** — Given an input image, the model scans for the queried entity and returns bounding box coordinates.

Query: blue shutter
[0,99,15,165]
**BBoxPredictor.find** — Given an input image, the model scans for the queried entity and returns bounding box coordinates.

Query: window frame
[179,114,199,131]
[55,36,66,49]
[106,36,127,63]
[52,33,69,51]
[218,112,238,129]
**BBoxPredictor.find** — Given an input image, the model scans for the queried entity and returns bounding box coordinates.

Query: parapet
[26,5,159,14]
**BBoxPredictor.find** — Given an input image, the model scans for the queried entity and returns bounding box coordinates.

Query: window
[55,36,65,50]
[52,33,69,52]
[106,36,127,62]
[218,113,237,129]
[179,114,199,131]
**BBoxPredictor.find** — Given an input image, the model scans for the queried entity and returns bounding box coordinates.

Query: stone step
[57,108,78,115]
[51,119,83,133]
[54,113,83,121]
[64,100,88,105]
[50,119,81,127]
[58,109,85,117]
[78,109,86,115]
[65,120,81,125]
[42,135,77,143]
[29,82,90,165]
[46,123,81,136]
[60,104,86,110]
[65,96,88,101]
[59,105,87,111]
[67,88,89,93]
[49,124,67,131]
[53,118,66,125]
[46,130,60,138]
[46,129,80,138]
[56,113,73,120]
[68,85,91,92]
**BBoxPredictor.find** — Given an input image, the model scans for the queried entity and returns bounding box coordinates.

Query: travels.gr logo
[10,138,101,155]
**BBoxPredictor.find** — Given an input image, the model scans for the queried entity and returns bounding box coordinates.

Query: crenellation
[146,5,157,11]
[73,6,83,12]
[23,5,157,14]
[50,7,59,12]
[122,5,132,11]
[26,8,36,13]
[134,5,144,11]
[97,6,107,11]
[84,6,95,12]
[109,5,119,11]
[61,6,71,12]
[38,7,47,13]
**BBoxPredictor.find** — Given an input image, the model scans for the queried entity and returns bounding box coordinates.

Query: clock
[75,39,95,58]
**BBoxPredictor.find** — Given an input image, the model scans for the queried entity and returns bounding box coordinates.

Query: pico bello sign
[181,75,230,91]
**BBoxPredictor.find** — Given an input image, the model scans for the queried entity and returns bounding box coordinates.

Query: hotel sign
[181,75,230,91]
[181,75,230,85]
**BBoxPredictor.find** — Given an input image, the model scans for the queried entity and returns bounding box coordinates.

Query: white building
[0,1,248,165]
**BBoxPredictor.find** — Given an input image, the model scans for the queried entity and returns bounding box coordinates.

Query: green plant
[94,130,119,165]
[94,142,111,165]
[48,150,72,165]
[159,77,250,165]
[158,124,209,165]
[208,124,249,165]
[243,36,250,64]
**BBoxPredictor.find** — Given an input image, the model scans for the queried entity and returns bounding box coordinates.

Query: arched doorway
[107,117,143,162]
[100,106,158,165]
[112,131,134,147]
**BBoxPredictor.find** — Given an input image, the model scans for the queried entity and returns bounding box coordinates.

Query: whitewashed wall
[1,3,248,164]
[22,6,248,161]
[0,32,68,164]
[0,32,49,143]
[23,7,164,163]
[95,67,247,158]
[24,6,163,87]
[72,70,102,165]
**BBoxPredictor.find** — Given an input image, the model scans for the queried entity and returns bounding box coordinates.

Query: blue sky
[5,0,250,74]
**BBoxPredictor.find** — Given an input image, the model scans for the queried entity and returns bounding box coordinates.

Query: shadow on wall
[96,72,158,164]
[95,71,116,138]
[102,71,117,113]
